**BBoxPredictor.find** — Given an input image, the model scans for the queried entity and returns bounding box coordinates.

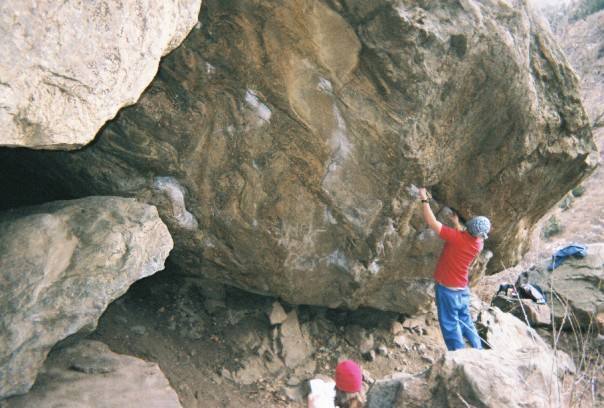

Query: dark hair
[335,389,366,408]
[449,207,466,224]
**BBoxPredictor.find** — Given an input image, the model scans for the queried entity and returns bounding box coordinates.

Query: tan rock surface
[268,301,288,325]
[0,0,596,313]
[0,197,173,398]
[1,341,181,408]
[0,0,202,149]
[278,310,313,369]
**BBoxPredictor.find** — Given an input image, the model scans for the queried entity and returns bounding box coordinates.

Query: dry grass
[498,275,604,407]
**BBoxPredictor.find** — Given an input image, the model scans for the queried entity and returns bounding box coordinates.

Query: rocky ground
[82,244,604,408]
[88,269,445,407]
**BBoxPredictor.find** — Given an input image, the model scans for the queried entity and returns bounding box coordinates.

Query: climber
[307,360,366,408]
[418,187,490,351]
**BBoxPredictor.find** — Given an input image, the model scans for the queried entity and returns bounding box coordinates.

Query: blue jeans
[434,283,482,351]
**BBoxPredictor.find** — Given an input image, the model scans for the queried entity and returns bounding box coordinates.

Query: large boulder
[0,0,596,313]
[427,345,574,408]
[370,307,576,408]
[0,0,202,149]
[0,197,173,398]
[476,306,552,351]
[518,243,604,329]
[1,340,181,408]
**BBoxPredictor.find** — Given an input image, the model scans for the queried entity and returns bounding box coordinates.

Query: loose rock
[277,310,313,368]
[268,301,288,325]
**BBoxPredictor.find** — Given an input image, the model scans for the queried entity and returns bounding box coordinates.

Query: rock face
[0,197,173,398]
[1,340,181,408]
[0,0,596,313]
[0,0,202,149]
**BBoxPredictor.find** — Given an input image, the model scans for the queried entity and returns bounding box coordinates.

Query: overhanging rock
[1,0,596,314]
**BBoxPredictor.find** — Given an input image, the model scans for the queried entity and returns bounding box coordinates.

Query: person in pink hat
[334,360,365,407]
[308,360,366,408]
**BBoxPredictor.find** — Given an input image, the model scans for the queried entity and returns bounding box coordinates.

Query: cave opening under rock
[0,147,77,212]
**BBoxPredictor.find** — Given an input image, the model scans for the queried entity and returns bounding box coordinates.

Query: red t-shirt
[433,225,483,288]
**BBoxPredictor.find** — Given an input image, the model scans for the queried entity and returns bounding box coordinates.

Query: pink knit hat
[335,360,362,393]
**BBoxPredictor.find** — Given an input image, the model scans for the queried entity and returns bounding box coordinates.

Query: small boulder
[277,310,313,368]
[363,350,376,362]
[345,325,374,354]
[541,216,563,239]
[571,185,586,197]
[393,334,410,349]
[268,301,288,325]
[390,321,404,335]
[402,317,427,335]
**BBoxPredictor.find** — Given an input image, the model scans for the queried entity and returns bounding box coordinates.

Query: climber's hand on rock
[419,188,428,201]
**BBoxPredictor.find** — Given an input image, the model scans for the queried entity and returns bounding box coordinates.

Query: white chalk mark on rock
[330,105,352,160]
[153,176,199,230]
[245,90,272,122]
[368,259,381,275]
[327,249,349,271]
[324,207,338,224]
[206,62,215,75]
[318,77,333,93]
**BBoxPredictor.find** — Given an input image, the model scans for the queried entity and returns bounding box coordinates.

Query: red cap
[335,360,362,393]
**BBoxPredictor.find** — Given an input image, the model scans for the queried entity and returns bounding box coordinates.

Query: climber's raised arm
[419,187,442,234]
